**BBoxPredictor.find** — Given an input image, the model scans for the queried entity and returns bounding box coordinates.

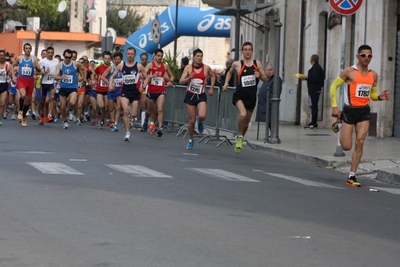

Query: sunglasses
[358,53,372,59]
[64,56,72,59]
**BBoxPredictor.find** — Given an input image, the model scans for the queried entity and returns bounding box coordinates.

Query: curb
[376,168,400,186]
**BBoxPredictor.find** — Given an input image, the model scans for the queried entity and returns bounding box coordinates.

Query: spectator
[221,58,235,87]
[180,56,189,73]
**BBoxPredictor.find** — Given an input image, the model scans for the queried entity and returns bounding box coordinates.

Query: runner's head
[126,47,136,62]
[153,49,164,64]
[241,42,253,59]
[41,49,47,59]
[192,48,203,67]
[113,51,123,66]
[357,45,373,66]
[0,50,5,63]
[46,46,54,60]
[140,53,148,66]
[102,51,112,66]
[23,43,32,55]
[71,50,78,61]
[63,49,73,64]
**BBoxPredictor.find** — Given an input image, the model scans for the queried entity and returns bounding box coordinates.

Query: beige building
[204,0,398,138]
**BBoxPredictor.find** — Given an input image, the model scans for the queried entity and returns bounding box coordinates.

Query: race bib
[46,75,54,82]
[241,75,256,87]
[62,75,73,83]
[22,67,32,76]
[151,77,164,86]
[113,78,122,87]
[355,84,371,98]
[188,81,202,94]
[123,74,136,85]
[0,71,6,79]
[100,79,108,87]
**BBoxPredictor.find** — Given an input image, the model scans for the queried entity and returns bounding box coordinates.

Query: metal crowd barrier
[163,85,255,150]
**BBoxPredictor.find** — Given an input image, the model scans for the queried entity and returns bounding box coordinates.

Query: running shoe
[157,127,163,137]
[111,125,118,132]
[304,123,317,129]
[63,121,69,129]
[142,119,148,132]
[346,176,361,187]
[149,124,156,135]
[77,120,82,126]
[31,112,37,120]
[0,120,2,126]
[124,132,130,142]
[98,121,104,129]
[18,110,23,120]
[39,114,45,125]
[90,120,95,126]
[235,136,243,154]
[53,117,59,124]
[197,117,204,134]
[21,118,27,127]
[186,140,194,150]
[2,113,6,119]
[47,114,54,123]
[11,114,16,120]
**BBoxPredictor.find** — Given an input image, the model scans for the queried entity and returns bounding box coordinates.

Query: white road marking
[189,168,260,182]
[105,165,172,178]
[369,187,400,194]
[69,159,87,162]
[253,170,343,189]
[27,162,83,175]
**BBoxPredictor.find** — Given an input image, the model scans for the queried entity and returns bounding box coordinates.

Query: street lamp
[118,0,127,19]
[89,3,97,18]
[7,0,16,6]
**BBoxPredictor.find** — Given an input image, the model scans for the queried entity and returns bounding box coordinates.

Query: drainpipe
[364,0,367,44]
[282,0,288,82]
[295,0,306,125]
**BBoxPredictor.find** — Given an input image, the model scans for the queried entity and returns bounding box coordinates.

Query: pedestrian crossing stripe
[106,164,172,178]
[189,168,260,182]
[27,162,83,175]
[254,170,343,189]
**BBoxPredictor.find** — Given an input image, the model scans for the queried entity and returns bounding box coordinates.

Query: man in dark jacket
[303,54,324,129]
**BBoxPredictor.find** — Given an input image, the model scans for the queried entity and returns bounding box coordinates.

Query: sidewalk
[239,123,400,186]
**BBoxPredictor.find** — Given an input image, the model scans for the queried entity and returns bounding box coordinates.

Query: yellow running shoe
[346,176,361,187]
[18,110,23,120]
[235,136,243,154]
[21,118,27,127]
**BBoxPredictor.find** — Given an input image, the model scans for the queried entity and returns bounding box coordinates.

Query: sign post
[329,0,363,157]
[151,16,162,49]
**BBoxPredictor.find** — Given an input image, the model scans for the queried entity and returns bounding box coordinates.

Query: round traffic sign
[329,0,363,15]
[151,18,162,44]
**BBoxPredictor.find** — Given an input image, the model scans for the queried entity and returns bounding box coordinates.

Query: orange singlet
[345,66,374,107]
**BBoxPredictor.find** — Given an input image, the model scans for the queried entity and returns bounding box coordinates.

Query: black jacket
[306,62,324,94]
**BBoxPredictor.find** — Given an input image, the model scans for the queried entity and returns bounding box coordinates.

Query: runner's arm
[179,65,191,85]
[101,66,112,85]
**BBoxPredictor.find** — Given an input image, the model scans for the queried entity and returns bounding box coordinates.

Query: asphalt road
[0,119,399,267]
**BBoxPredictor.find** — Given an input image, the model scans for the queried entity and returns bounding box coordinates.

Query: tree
[107,6,144,37]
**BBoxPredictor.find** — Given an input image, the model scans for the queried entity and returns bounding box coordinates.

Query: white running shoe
[124,132,130,141]
[63,121,69,129]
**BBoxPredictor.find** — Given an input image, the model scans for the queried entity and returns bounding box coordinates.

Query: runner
[54,49,86,129]
[179,48,215,149]
[31,49,47,121]
[222,42,268,154]
[101,51,123,132]
[37,46,59,125]
[138,53,149,131]
[0,50,16,126]
[12,43,42,127]
[330,44,390,187]
[143,49,174,137]
[7,65,19,120]
[109,47,147,142]
[92,51,112,129]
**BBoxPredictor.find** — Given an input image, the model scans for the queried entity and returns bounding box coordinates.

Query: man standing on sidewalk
[303,54,324,129]
[330,45,390,187]
[222,42,268,154]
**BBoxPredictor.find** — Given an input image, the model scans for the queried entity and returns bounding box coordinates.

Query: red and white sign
[329,0,363,15]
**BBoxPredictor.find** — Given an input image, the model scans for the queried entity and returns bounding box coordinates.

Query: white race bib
[0,71,6,79]
[188,81,202,94]
[62,75,73,84]
[123,74,136,85]
[151,77,164,86]
[355,84,371,98]
[46,75,54,82]
[22,67,32,76]
[241,75,256,87]
[100,79,108,87]
[113,78,122,87]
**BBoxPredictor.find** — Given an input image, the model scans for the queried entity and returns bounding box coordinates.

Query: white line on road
[189,168,260,182]
[105,165,172,178]
[27,162,84,175]
[369,187,400,194]
[69,159,87,162]
[253,170,343,189]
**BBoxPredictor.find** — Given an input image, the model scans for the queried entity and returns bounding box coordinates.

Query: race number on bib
[355,84,372,98]
[123,74,136,85]
[46,75,54,82]
[22,67,32,76]
[241,75,256,87]
[62,75,73,84]
[100,79,108,87]
[151,77,164,86]
[0,71,6,79]
[188,81,202,94]
[113,78,122,87]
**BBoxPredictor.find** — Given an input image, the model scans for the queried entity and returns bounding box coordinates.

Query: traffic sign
[329,0,363,15]
[151,18,162,44]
